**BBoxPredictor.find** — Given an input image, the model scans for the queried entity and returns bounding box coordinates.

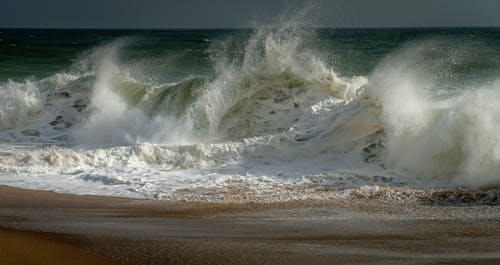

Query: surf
[0,23,499,201]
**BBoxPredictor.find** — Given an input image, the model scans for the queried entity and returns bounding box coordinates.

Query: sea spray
[0,80,45,130]
[183,21,356,140]
[73,41,194,145]
[367,40,500,188]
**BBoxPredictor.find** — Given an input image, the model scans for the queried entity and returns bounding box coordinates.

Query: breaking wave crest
[73,26,360,146]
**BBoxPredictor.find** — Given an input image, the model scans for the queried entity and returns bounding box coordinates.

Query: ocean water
[1,26,500,202]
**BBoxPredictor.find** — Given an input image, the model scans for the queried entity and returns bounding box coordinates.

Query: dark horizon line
[1,26,500,30]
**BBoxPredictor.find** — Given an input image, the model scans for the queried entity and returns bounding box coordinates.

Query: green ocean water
[2,28,500,84]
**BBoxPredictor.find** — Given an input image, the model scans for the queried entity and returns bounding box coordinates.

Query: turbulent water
[1,26,500,202]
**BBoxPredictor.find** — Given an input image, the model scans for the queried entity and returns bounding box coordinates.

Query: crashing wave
[0,21,500,201]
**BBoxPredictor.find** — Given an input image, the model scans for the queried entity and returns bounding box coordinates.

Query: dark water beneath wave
[3,28,500,81]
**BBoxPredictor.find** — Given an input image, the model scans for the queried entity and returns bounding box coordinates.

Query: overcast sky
[2,0,500,28]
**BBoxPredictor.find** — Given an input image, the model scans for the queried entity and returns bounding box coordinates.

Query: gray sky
[1,0,500,28]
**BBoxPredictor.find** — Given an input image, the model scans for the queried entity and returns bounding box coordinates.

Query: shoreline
[1,185,500,265]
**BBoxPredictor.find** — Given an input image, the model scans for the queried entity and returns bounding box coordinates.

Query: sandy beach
[0,185,498,265]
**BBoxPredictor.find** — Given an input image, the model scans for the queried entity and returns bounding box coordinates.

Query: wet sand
[0,185,499,265]
[0,229,116,265]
